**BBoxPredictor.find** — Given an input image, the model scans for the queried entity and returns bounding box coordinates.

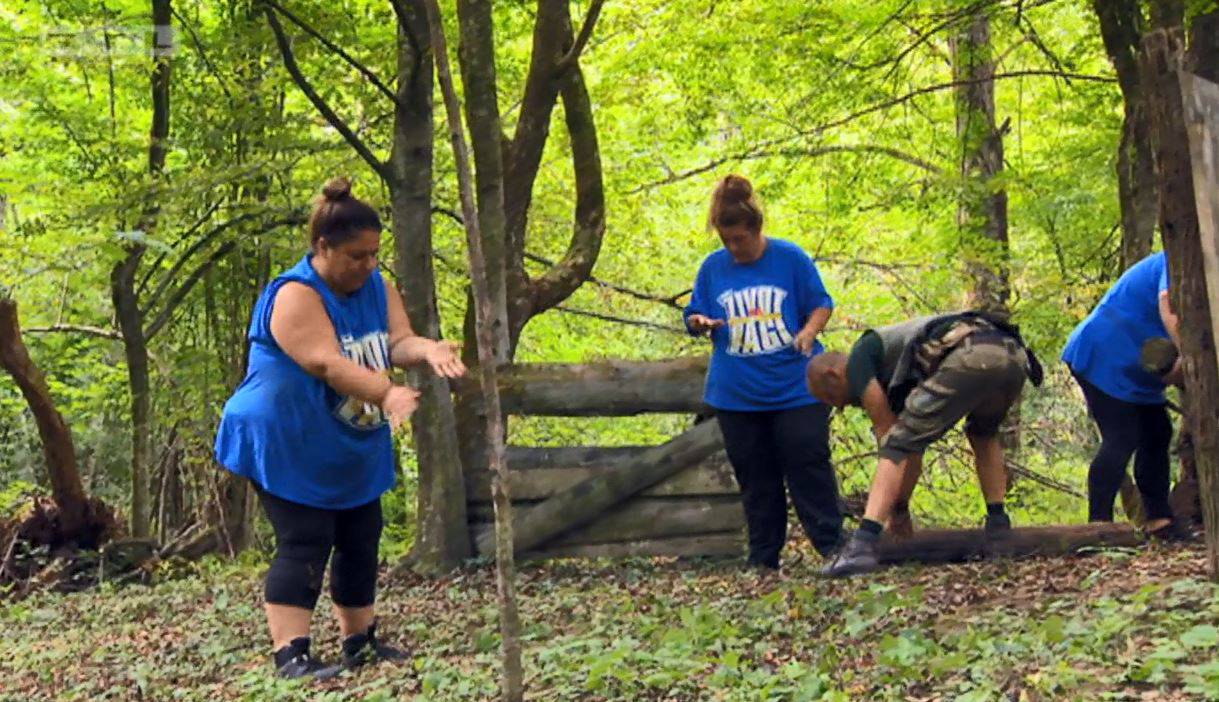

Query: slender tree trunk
[1141,21,1219,577]
[392,0,470,571]
[951,11,1018,459]
[952,12,1010,317]
[423,1,523,697]
[112,0,173,538]
[1094,0,1159,269]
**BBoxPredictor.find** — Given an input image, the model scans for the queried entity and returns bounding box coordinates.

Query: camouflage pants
[878,335,1027,462]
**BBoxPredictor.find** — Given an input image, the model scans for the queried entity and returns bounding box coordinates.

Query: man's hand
[794,327,818,355]
[687,314,725,335]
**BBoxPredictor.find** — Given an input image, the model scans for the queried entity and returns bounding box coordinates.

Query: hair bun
[718,174,753,202]
[321,177,353,202]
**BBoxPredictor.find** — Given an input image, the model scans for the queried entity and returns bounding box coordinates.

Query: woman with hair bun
[215,178,466,679]
[683,174,843,571]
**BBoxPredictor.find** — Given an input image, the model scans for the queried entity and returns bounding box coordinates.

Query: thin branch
[263,6,390,180]
[136,200,223,298]
[145,240,236,341]
[632,69,1116,193]
[551,305,688,335]
[555,0,605,74]
[25,324,121,340]
[170,5,233,100]
[263,0,401,107]
[523,252,687,308]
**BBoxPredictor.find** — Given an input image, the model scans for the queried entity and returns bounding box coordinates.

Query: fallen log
[460,357,710,416]
[877,523,1142,565]
[520,532,744,562]
[475,419,725,555]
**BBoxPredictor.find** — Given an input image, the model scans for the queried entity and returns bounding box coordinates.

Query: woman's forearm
[801,306,833,337]
[390,335,439,368]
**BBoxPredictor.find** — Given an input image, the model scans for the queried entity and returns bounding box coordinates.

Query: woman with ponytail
[215,178,466,679]
[683,174,843,571]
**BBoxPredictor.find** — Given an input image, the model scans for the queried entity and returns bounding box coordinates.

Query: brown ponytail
[708,174,763,233]
[308,177,383,247]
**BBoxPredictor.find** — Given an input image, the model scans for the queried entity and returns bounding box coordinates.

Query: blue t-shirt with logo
[683,238,833,411]
[1062,251,1171,404]
[214,254,396,509]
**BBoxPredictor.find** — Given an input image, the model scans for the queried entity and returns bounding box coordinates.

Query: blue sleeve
[683,259,712,336]
[795,249,834,319]
[1158,258,1169,294]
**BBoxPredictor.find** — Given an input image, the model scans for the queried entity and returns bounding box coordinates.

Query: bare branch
[632,70,1116,193]
[550,304,688,335]
[264,6,390,180]
[25,324,121,340]
[145,241,236,342]
[555,0,605,75]
[263,0,401,107]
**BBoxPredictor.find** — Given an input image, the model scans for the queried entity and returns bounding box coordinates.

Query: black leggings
[716,403,843,566]
[1073,373,1174,522]
[256,487,383,610]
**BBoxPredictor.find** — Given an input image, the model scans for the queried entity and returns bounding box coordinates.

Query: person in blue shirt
[215,178,466,679]
[683,174,843,570]
[1062,251,1181,536]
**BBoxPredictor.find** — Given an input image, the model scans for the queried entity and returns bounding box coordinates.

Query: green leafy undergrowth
[0,543,1214,701]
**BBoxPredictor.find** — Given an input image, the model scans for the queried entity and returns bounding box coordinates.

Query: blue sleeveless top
[214,254,395,509]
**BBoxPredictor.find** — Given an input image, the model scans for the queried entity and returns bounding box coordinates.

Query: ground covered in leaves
[1,542,1217,701]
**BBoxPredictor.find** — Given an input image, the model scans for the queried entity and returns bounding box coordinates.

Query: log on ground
[877,523,1142,564]
[519,532,744,562]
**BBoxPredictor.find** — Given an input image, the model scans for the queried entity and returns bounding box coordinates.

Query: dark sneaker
[819,532,879,578]
[1146,520,1193,542]
[984,511,1012,534]
[342,620,409,669]
[273,637,343,680]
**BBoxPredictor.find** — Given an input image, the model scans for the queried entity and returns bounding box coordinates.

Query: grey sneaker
[819,531,880,578]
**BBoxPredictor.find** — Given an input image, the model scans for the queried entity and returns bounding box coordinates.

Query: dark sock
[986,502,1006,517]
[857,519,884,542]
[892,499,910,515]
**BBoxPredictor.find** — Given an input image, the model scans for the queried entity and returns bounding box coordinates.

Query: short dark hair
[308,177,382,247]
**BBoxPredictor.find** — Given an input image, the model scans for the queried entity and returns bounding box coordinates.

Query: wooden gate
[462,358,747,560]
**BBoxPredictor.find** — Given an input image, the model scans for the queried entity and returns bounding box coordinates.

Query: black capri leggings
[1073,372,1174,522]
[256,487,383,610]
[716,403,843,566]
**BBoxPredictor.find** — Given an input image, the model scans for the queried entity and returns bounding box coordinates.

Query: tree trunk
[952,12,1010,316]
[951,11,1017,459]
[1141,22,1219,577]
[0,298,89,536]
[424,0,523,697]
[1094,0,1159,269]
[113,0,173,539]
[391,0,470,572]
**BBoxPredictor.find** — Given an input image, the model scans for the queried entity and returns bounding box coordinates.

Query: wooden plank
[471,495,745,538]
[876,523,1141,565]
[474,419,725,555]
[458,357,710,416]
[1181,70,1219,381]
[519,532,744,561]
[465,451,738,502]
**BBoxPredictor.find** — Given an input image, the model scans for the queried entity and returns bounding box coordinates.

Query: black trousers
[1074,373,1174,522]
[256,486,384,610]
[716,404,843,566]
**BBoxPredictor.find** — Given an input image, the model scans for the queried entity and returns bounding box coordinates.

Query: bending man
[807,312,1041,577]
